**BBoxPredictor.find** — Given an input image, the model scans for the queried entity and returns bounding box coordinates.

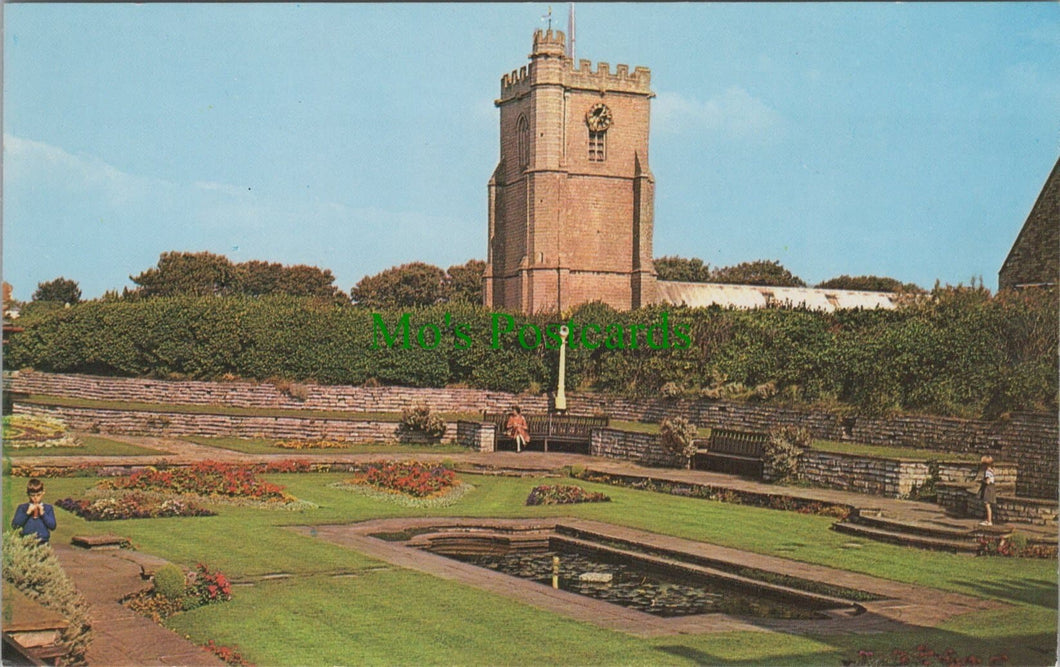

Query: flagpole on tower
[567,3,576,60]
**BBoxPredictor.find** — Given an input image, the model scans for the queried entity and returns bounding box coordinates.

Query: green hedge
[4,288,1056,419]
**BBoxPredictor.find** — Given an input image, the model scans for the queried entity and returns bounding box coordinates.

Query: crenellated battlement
[501,65,530,90]
[569,58,651,94]
[498,30,652,102]
[532,28,566,55]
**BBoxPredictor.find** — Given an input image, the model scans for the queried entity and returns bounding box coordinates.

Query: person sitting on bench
[505,405,530,453]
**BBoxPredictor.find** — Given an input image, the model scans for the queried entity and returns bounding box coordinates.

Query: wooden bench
[483,412,609,453]
[695,428,769,478]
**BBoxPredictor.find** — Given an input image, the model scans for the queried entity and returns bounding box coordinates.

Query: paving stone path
[13,434,1056,663]
[51,542,224,666]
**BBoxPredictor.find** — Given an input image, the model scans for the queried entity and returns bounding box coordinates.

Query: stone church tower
[484,29,657,313]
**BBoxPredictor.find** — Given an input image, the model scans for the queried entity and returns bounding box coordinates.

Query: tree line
[653,256,923,292]
[14,252,488,312]
[18,251,921,313]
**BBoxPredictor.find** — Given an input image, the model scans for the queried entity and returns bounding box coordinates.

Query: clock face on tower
[586,103,613,132]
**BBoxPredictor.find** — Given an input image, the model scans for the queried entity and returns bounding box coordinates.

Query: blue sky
[4,3,1058,301]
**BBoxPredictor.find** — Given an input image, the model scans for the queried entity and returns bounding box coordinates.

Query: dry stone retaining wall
[938,482,1058,527]
[790,453,1017,499]
[4,371,545,414]
[13,404,457,445]
[789,452,927,498]
[590,428,682,468]
[6,372,1056,498]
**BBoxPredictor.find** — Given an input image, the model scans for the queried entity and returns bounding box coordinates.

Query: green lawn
[4,471,1056,665]
[3,435,160,457]
[19,393,479,423]
[808,439,982,462]
[609,420,671,434]
[182,435,471,456]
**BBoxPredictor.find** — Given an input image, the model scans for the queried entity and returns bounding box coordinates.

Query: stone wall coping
[596,426,656,435]
[806,449,1002,465]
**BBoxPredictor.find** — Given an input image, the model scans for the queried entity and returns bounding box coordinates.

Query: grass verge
[809,439,982,462]
[18,394,479,423]
[182,436,470,455]
[3,435,161,457]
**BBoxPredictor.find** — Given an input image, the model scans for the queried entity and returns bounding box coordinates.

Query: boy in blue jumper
[12,478,57,544]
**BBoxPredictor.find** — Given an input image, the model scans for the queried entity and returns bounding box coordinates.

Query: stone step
[831,521,981,553]
[71,533,130,550]
[850,511,977,540]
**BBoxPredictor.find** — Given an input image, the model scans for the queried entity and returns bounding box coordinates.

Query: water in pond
[441,546,828,619]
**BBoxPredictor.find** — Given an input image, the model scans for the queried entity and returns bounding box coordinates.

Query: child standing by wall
[978,456,997,527]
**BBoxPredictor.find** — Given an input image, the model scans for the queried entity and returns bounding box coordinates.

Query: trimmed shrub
[2,532,92,665]
[399,404,446,439]
[660,416,699,469]
[152,564,187,600]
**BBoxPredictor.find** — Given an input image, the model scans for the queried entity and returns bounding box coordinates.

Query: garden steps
[830,508,1015,553]
[831,520,983,553]
[848,509,984,540]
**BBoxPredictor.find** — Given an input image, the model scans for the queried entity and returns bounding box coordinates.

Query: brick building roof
[999,157,1060,290]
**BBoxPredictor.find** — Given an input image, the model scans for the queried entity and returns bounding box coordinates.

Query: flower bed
[274,439,350,450]
[334,460,471,507]
[848,643,1008,665]
[99,461,292,502]
[351,460,458,498]
[189,563,233,604]
[55,461,316,516]
[525,484,611,506]
[11,463,102,478]
[56,490,216,521]
[2,414,82,449]
[11,459,317,479]
[204,639,254,667]
[977,533,1057,559]
[125,563,233,622]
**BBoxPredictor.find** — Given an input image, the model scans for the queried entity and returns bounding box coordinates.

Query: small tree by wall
[764,425,809,483]
[399,404,447,439]
[660,416,699,469]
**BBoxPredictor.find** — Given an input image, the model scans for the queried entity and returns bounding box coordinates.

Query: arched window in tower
[588,130,606,162]
[517,115,530,168]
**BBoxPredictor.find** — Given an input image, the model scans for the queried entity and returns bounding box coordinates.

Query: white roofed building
[656,281,899,312]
